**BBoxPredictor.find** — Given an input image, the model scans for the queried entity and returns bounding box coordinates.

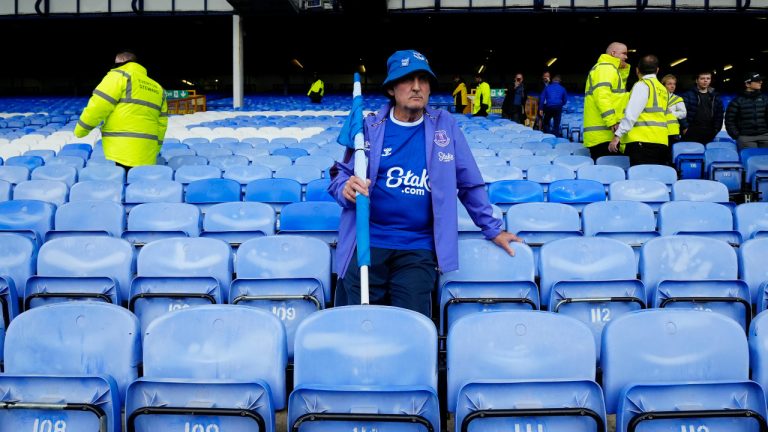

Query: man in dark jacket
[501,73,526,123]
[538,75,568,136]
[725,72,768,149]
[680,71,724,144]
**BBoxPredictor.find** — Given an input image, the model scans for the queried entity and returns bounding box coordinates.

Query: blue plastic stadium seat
[658,201,740,245]
[78,165,125,183]
[671,179,731,204]
[31,165,77,187]
[274,165,323,185]
[288,306,440,432]
[305,178,334,202]
[547,179,606,211]
[69,180,124,202]
[640,236,751,330]
[294,155,335,172]
[457,202,504,239]
[48,200,125,240]
[488,180,545,211]
[58,148,90,161]
[505,202,582,267]
[126,306,286,432]
[746,155,768,201]
[0,166,30,185]
[46,155,85,170]
[736,202,768,241]
[596,155,630,170]
[739,239,768,310]
[5,155,44,171]
[602,309,766,431]
[207,154,250,171]
[124,180,183,206]
[173,164,222,185]
[166,155,208,171]
[61,143,93,158]
[627,164,678,189]
[232,147,270,162]
[195,147,233,160]
[184,178,241,208]
[126,165,173,183]
[582,200,658,260]
[223,164,273,188]
[0,199,55,245]
[0,302,140,432]
[672,141,706,179]
[232,236,331,358]
[448,311,606,432]
[129,237,232,334]
[244,178,302,211]
[0,180,9,202]
[439,239,537,335]
[553,155,594,172]
[122,202,200,245]
[609,179,669,211]
[526,164,575,190]
[705,147,743,192]
[479,165,524,184]
[24,150,55,163]
[182,137,210,147]
[201,202,275,245]
[0,233,29,324]
[13,180,68,206]
[278,201,340,245]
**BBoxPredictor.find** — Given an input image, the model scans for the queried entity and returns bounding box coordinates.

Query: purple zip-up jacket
[329,103,504,277]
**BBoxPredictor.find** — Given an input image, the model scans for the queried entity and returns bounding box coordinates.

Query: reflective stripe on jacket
[667,94,683,135]
[624,77,669,145]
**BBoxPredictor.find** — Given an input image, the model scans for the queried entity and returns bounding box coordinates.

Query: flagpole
[351,73,371,305]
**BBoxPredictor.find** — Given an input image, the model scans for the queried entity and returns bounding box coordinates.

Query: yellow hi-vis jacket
[452,82,468,106]
[308,79,325,96]
[666,93,683,136]
[472,81,491,115]
[75,62,168,167]
[583,54,630,147]
[622,77,669,146]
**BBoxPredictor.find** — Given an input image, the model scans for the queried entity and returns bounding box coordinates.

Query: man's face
[697,74,712,90]
[542,72,550,83]
[611,46,628,67]
[388,72,431,112]
[515,74,524,83]
[748,80,763,91]
[664,79,677,94]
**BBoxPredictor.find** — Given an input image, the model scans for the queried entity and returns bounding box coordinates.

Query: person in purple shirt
[328,49,522,317]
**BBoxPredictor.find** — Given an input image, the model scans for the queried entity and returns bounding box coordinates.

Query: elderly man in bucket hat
[328,49,522,316]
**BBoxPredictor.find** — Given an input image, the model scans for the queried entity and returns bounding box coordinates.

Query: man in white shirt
[609,55,670,166]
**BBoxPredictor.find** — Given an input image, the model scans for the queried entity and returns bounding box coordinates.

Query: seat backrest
[0,165,30,185]
[577,164,625,186]
[0,233,36,298]
[79,165,126,183]
[127,203,201,236]
[0,199,55,241]
[127,165,173,183]
[457,203,504,235]
[553,155,594,171]
[203,201,276,236]
[173,164,222,184]
[4,302,141,396]
[6,155,44,171]
[30,164,77,187]
[736,202,768,241]
[142,305,287,405]
[167,155,208,171]
[223,164,273,185]
[47,155,85,169]
[69,180,124,202]
[582,200,656,235]
[602,309,748,412]
[547,179,606,204]
[609,179,669,203]
[596,155,630,170]
[274,165,323,185]
[279,201,341,231]
[441,238,534,284]
[208,154,250,171]
[137,237,232,288]
[671,179,729,202]
[526,163,575,184]
[658,201,734,236]
[447,311,595,409]
[705,147,740,169]
[627,164,678,185]
[749,310,768,393]
[185,178,241,204]
[244,178,302,204]
[13,179,69,206]
[124,180,183,204]
[739,238,768,306]
[294,305,437,389]
[0,179,9,202]
[54,200,125,237]
[487,180,544,205]
[305,178,334,201]
[640,235,738,292]
[505,202,581,233]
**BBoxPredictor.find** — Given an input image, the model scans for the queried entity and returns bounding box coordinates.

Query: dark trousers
[682,127,717,145]
[624,141,670,166]
[510,105,524,124]
[588,142,613,161]
[309,92,322,104]
[115,162,131,171]
[455,104,466,114]
[473,105,489,117]
[336,247,438,317]
[542,107,563,136]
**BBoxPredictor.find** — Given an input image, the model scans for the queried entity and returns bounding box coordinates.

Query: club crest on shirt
[434,130,450,147]
[382,147,392,157]
[438,152,454,163]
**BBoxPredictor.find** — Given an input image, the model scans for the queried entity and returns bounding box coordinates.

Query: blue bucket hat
[382,50,437,87]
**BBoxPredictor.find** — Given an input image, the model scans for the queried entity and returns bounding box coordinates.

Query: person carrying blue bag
[329,49,522,316]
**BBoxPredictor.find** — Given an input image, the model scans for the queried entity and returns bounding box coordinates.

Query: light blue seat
[13,180,68,206]
[250,155,292,172]
[547,179,606,211]
[188,142,221,154]
[609,179,669,211]
[122,202,200,245]
[305,178,334,201]
[673,141,706,179]
[627,164,678,190]
[520,141,553,153]
[0,302,140,432]
[525,164,575,190]
[78,165,125,183]
[640,236,751,330]
[220,140,253,153]
[48,200,125,240]
[479,165,523,183]
[69,180,124,202]
[24,149,55,162]
[233,147,270,162]
[0,180,9,202]
[508,155,552,174]
[195,147,233,160]
[223,164,273,189]
[46,155,86,170]
[0,199,55,245]
[124,180,183,206]
[740,239,768,309]
[161,147,196,161]
[496,148,533,161]
[457,202,503,239]
[26,236,133,308]
[272,147,309,162]
[553,155,594,171]
[232,236,331,358]
[126,306,286,432]
[173,164,222,185]
[540,237,644,359]
[5,155,44,171]
[474,156,507,168]
[0,165,30,185]
[658,201,740,245]
[208,154,250,170]
[748,310,768,403]
[295,155,335,171]
[439,239,537,335]
[278,201,341,247]
[201,202,275,245]
[127,165,173,183]
[184,178,241,208]
[182,137,211,147]
[671,179,731,203]
[31,165,77,187]
[577,164,626,188]
[736,202,768,240]
[746,155,768,201]
[288,306,440,432]
[603,309,765,431]
[245,178,302,211]
[166,155,208,171]
[705,147,743,192]
[582,200,658,261]
[596,155,630,170]
[129,237,232,334]
[274,165,323,186]
[61,143,93,158]
[448,311,605,432]
[488,180,544,211]
[0,233,29,325]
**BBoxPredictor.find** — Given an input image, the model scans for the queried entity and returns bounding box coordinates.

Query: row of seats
[3,302,768,432]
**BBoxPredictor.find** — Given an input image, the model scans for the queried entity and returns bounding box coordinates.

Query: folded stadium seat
[520,141,553,153]
[672,141,706,179]
[740,239,768,310]
[627,164,678,191]
[25,236,133,308]
[195,147,233,160]
[707,140,738,152]
[126,165,174,183]
[13,180,68,206]
[474,156,508,168]
[0,233,31,326]
[232,235,331,358]
[249,140,285,154]
[602,309,766,431]
[232,147,270,162]
[508,155,553,177]
[488,179,545,211]
[201,201,275,246]
[438,239,536,336]
[129,237,232,334]
[640,236,751,330]
[274,164,323,188]
[526,164,575,193]
[241,136,270,148]
[185,178,241,211]
[210,136,240,147]
[448,311,606,432]
[271,137,299,148]
[457,202,504,239]
[85,156,117,167]
[540,237,644,359]
[125,306,287,432]
[278,201,340,244]
[0,199,55,245]
[740,148,768,167]
[658,201,741,245]
[46,155,86,170]
[736,202,768,241]
[166,155,208,171]
[23,149,55,162]
[288,306,440,432]
[704,147,744,193]
[30,164,77,187]
[271,147,309,162]
[250,155,292,172]
[0,165,30,185]
[46,200,125,241]
[305,178,334,202]
[57,148,90,161]
[182,137,210,147]
[488,141,523,153]
[173,164,222,187]
[470,148,496,158]
[294,154,335,172]
[533,148,565,160]
[746,155,768,202]
[596,155,630,170]
[480,165,524,185]
[582,200,658,261]
[609,179,669,211]
[5,155,44,171]
[69,180,124,203]
[554,141,586,154]
[77,164,125,183]
[553,154,594,172]
[220,140,253,153]
[0,302,140,432]
[547,179,606,211]
[671,179,732,209]
[207,154,249,171]
[122,202,200,246]
[244,178,302,212]
[160,147,196,161]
